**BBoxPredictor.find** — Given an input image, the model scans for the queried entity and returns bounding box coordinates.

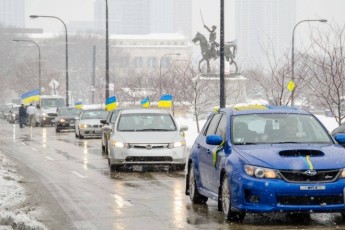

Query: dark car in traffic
[54,107,81,132]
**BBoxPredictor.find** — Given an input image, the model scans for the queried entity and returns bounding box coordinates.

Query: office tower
[0,0,25,28]
[94,0,192,38]
[235,0,295,67]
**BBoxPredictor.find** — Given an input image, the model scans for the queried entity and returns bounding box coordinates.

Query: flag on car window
[158,94,173,108]
[75,101,83,109]
[140,97,150,108]
[105,96,117,111]
[21,89,40,105]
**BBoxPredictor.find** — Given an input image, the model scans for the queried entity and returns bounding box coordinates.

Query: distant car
[100,109,122,155]
[54,107,81,132]
[75,109,109,139]
[7,105,20,124]
[185,105,345,221]
[107,108,188,171]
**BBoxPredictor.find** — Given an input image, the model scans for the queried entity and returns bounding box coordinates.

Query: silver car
[107,108,188,171]
[75,109,109,139]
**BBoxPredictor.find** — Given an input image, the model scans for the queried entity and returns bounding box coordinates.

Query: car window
[58,108,80,116]
[215,114,227,140]
[232,113,333,144]
[81,110,109,119]
[110,111,119,124]
[205,113,222,136]
[117,113,176,131]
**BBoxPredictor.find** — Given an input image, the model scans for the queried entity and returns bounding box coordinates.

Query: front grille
[125,156,173,162]
[128,144,168,149]
[277,195,343,205]
[92,124,100,128]
[279,170,340,182]
[48,113,57,117]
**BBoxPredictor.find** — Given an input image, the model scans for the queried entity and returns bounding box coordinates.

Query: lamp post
[291,19,327,107]
[29,15,69,106]
[13,39,41,92]
[159,53,181,95]
[220,0,225,108]
[105,0,110,100]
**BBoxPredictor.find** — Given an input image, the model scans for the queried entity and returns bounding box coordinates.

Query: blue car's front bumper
[232,174,345,213]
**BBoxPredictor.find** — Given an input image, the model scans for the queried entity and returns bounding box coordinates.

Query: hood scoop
[279,149,324,157]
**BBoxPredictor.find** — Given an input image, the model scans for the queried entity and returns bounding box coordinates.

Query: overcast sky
[25,0,345,41]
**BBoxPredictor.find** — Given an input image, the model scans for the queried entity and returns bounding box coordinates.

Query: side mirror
[180,125,188,132]
[100,119,107,125]
[335,133,345,144]
[206,134,223,145]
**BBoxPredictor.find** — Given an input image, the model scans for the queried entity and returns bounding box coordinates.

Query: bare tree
[307,24,345,125]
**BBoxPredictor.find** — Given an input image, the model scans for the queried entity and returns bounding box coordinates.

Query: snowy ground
[0,113,340,230]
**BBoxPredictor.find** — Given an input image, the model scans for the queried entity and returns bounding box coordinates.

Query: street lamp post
[291,19,327,107]
[29,15,69,106]
[159,53,181,95]
[105,0,110,100]
[220,0,225,108]
[13,39,41,92]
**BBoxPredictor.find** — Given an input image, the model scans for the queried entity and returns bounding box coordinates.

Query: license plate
[132,165,143,171]
[300,185,325,190]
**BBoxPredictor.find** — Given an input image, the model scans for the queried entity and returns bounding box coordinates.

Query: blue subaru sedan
[185,105,345,221]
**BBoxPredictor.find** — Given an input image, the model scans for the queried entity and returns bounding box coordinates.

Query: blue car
[185,105,345,221]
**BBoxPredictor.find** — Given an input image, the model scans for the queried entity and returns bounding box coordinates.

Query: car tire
[79,131,84,139]
[56,127,60,133]
[110,164,121,172]
[189,164,208,204]
[221,174,245,221]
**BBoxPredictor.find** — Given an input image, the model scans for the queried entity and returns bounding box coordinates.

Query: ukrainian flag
[140,97,150,108]
[75,101,83,109]
[158,94,173,108]
[21,89,40,105]
[105,96,117,111]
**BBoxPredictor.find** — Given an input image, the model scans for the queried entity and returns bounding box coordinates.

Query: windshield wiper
[235,142,257,145]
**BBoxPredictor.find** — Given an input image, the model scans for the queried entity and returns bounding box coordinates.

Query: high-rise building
[235,0,295,68]
[0,0,25,28]
[94,0,192,38]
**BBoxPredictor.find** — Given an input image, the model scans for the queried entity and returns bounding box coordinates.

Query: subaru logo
[146,145,152,150]
[303,170,317,176]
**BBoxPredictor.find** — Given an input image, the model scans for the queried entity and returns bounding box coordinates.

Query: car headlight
[168,141,186,148]
[59,119,65,123]
[340,169,345,178]
[80,124,89,129]
[42,113,47,117]
[12,114,16,117]
[111,140,128,148]
[244,165,279,179]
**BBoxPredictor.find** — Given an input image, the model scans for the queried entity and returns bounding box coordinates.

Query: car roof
[119,108,172,115]
[219,105,311,116]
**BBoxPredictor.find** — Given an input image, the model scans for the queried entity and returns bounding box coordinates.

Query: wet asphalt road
[1,120,345,230]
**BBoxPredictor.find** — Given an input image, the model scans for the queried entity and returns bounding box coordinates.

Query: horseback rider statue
[204,24,219,59]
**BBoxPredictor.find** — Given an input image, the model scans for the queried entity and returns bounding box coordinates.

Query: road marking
[31,148,37,152]
[46,156,55,161]
[111,194,134,207]
[72,171,88,178]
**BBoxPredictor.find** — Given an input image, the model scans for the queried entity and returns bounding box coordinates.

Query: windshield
[81,110,108,120]
[41,98,65,108]
[58,108,81,116]
[117,113,176,132]
[232,114,333,145]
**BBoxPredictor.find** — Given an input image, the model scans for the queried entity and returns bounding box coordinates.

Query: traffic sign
[49,79,59,89]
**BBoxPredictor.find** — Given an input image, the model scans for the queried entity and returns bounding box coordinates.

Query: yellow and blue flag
[105,96,117,111]
[140,97,150,108]
[21,89,40,105]
[75,101,83,109]
[158,94,173,108]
